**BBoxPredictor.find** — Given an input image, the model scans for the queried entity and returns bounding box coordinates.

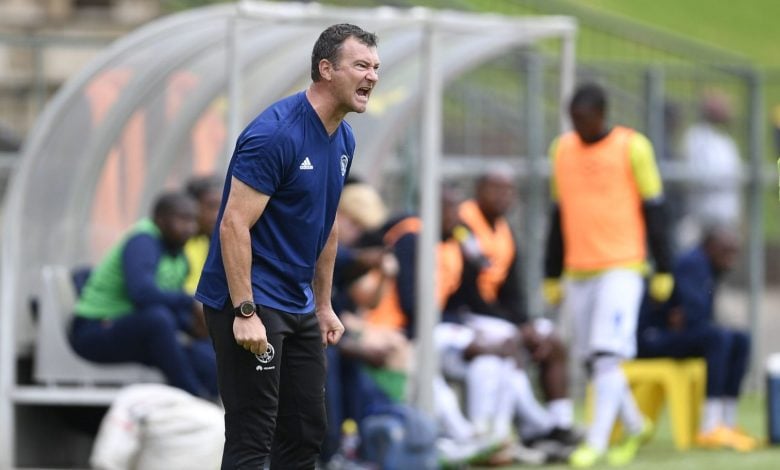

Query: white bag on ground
[91,384,224,470]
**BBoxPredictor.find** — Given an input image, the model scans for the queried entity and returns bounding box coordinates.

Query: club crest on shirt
[340,154,349,176]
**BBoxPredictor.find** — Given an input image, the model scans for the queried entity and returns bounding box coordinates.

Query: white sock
[701,398,724,433]
[587,357,627,452]
[434,375,474,441]
[548,398,575,429]
[723,398,738,428]
[618,386,644,435]
[511,367,555,440]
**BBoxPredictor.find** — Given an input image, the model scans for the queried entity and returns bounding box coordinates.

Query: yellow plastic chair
[586,358,706,450]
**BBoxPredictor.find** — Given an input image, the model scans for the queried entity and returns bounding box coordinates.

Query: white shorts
[562,269,643,361]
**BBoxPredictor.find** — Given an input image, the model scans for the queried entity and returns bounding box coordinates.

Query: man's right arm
[220,176,270,305]
[220,176,271,354]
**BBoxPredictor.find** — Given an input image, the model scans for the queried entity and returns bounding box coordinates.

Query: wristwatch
[234,300,256,318]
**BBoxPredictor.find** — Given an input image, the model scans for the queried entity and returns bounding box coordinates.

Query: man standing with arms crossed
[196,24,379,469]
[544,83,674,468]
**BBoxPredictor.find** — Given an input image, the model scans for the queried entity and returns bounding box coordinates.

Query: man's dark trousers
[206,304,327,470]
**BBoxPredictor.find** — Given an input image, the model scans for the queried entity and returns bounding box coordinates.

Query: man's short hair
[570,83,607,113]
[311,23,378,82]
[153,191,195,219]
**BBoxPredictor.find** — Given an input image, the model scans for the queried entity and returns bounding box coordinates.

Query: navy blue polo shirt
[196,91,354,313]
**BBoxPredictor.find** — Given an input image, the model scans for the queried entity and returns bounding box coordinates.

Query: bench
[34,265,164,387]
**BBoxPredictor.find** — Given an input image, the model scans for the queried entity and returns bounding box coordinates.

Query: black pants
[206,304,327,470]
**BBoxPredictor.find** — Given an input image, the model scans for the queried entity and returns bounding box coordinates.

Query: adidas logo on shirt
[299,157,314,170]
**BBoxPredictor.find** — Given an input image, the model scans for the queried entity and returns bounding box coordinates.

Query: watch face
[239,301,255,317]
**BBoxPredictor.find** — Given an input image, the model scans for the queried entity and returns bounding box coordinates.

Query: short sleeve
[628,132,663,200]
[231,131,289,196]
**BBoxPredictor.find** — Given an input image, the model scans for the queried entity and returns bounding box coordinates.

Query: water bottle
[340,418,360,460]
[767,353,780,444]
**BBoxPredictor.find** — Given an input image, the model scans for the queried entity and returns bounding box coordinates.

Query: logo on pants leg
[255,344,275,371]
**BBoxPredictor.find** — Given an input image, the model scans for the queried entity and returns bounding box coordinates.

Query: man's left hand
[315,307,345,347]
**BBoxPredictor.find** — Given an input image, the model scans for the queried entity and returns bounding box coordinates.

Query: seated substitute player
[637,225,757,451]
[354,186,508,466]
[70,192,218,399]
[447,166,577,444]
